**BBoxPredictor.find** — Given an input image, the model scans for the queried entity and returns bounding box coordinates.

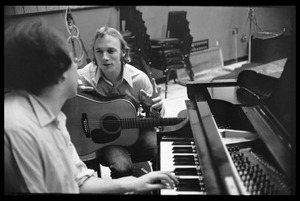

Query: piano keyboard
[160,138,206,195]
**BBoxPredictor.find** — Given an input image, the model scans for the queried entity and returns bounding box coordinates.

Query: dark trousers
[96,128,157,178]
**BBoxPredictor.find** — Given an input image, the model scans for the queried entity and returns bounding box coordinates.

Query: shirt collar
[123,64,133,88]
[25,91,57,127]
[96,63,133,88]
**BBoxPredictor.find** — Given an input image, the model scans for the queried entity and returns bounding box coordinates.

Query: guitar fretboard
[103,118,186,129]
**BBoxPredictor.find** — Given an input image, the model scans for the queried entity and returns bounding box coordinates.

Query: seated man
[4,18,177,194]
[77,26,165,178]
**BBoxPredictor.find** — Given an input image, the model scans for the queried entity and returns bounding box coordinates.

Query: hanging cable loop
[64,6,88,66]
[68,24,80,38]
[66,35,84,64]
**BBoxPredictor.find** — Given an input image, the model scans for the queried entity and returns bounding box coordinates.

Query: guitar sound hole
[102,115,120,133]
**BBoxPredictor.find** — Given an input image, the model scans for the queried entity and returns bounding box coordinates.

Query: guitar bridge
[81,113,91,137]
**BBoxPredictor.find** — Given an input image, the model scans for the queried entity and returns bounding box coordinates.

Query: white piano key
[176,175,202,179]
[161,189,206,195]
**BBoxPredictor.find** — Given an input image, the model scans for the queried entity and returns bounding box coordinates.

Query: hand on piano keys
[124,171,179,193]
[160,139,206,195]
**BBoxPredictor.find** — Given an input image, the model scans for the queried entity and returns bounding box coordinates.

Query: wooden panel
[13,6,24,15]
[242,106,292,181]
[46,6,61,11]
[23,6,38,13]
[185,100,223,194]
[196,100,241,194]
[36,6,47,12]
[4,5,101,16]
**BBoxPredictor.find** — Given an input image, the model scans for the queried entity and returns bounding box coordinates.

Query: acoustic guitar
[62,93,187,156]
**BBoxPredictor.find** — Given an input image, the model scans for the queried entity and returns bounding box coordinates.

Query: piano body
[158,58,295,195]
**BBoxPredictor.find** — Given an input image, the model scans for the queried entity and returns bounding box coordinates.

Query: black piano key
[172,147,194,153]
[172,141,193,145]
[176,178,201,191]
[178,178,200,185]
[174,168,198,175]
[173,155,195,160]
[173,154,195,158]
[176,186,202,192]
[177,179,200,188]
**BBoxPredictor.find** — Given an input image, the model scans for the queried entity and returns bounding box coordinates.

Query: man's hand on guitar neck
[139,78,164,117]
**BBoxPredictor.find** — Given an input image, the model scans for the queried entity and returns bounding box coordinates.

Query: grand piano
[158,56,295,195]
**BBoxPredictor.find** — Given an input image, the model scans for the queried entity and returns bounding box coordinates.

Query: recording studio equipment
[251,31,291,64]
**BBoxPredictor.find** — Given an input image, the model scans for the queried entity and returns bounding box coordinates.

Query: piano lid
[186,53,295,193]
[187,54,295,143]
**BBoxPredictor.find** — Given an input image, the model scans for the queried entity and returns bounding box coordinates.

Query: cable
[64,6,91,66]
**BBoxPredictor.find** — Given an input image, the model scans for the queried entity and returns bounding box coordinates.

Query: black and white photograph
[4,5,295,196]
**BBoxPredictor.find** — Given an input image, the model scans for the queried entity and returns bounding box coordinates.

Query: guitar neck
[107,117,186,129]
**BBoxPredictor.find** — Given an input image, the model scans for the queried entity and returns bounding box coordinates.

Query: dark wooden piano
[157,57,295,195]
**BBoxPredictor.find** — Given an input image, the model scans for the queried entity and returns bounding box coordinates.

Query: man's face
[67,61,79,98]
[94,34,122,76]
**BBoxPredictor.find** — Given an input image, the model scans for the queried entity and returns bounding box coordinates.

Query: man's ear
[59,71,68,83]
[121,50,125,57]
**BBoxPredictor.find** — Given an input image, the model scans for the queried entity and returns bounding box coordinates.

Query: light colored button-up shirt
[77,62,154,107]
[4,90,95,194]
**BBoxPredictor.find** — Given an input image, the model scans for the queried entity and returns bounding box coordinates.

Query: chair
[150,11,194,98]
[120,6,153,80]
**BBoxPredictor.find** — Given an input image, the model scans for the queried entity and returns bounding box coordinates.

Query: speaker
[251,33,291,64]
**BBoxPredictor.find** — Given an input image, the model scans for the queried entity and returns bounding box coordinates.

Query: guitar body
[62,94,139,156]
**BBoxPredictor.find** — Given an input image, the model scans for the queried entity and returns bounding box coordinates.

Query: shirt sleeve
[143,74,153,95]
[59,112,97,187]
[70,142,96,187]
